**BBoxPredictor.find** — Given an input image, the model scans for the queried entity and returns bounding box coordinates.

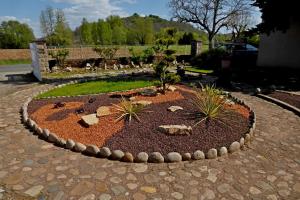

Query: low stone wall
[0,49,31,60]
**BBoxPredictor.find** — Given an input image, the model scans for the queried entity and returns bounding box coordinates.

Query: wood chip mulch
[28,86,251,155]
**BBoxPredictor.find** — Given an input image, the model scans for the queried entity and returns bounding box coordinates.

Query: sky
[0,0,261,38]
[0,0,171,37]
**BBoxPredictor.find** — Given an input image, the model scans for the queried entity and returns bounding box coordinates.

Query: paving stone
[127,183,138,190]
[78,194,96,200]
[24,185,44,197]
[140,186,157,194]
[95,182,108,193]
[133,164,148,173]
[111,185,126,195]
[70,181,94,196]
[98,194,111,200]
[217,183,231,193]
[171,192,184,199]
[249,187,262,195]
[201,189,215,199]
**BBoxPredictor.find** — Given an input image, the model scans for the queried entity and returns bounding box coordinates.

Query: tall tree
[227,10,253,40]
[131,17,154,45]
[40,7,73,46]
[169,0,252,49]
[0,20,35,49]
[107,15,127,45]
[97,20,112,45]
[80,18,92,44]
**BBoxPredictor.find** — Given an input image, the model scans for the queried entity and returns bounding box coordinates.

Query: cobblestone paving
[0,83,299,200]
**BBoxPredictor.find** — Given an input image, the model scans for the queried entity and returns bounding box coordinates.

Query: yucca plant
[113,97,145,123]
[192,85,225,126]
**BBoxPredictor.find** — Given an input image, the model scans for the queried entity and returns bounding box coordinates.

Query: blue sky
[0,0,171,37]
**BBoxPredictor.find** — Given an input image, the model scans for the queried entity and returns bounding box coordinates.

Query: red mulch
[28,86,251,156]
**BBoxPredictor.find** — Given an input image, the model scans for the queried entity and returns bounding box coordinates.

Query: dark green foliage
[93,47,118,67]
[0,20,35,49]
[254,0,299,34]
[191,49,227,70]
[156,27,178,49]
[48,49,69,68]
[178,32,195,45]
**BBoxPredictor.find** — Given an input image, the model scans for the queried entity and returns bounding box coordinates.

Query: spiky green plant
[193,85,225,126]
[113,97,145,123]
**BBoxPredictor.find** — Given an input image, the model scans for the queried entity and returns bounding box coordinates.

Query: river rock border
[21,79,256,163]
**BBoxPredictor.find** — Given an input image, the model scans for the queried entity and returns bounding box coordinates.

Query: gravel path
[0,82,299,200]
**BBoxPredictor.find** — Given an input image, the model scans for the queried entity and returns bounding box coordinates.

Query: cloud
[0,16,41,38]
[50,0,136,28]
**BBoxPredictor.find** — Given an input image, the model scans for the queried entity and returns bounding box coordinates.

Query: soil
[28,85,251,156]
[268,91,300,109]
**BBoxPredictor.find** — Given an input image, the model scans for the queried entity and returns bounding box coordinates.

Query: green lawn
[184,67,214,74]
[0,59,31,66]
[37,79,156,98]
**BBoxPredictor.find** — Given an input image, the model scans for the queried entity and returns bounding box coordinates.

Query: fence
[47,45,192,60]
[0,49,31,60]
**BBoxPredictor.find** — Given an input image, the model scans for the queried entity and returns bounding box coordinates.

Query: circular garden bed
[22,80,256,163]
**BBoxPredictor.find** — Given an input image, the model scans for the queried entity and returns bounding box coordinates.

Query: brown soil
[28,86,250,156]
[268,91,300,109]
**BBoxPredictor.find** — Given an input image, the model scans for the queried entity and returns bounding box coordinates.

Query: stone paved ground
[0,83,299,200]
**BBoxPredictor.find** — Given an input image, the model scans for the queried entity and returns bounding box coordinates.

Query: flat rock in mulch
[139,89,157,97]
[167,106,183,112]
[135,152,149,163]
[168,86,177,92]
[85,145,100,155]
[229,142,240,153]
[193,150,205,160]
[132,100,152,106]
[81,114,99,127]
[122,152,134,162]
[111,150,125,160]
[182,153,192,161]
[99,147,111,158]
[96,106,112,117]
[158,125,192,135]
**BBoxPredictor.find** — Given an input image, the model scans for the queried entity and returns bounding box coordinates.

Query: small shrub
[48,49,69,68]
[93,47,118,67]
[191,48,227,70]
[113,97,145,123]
[192,85,225,126]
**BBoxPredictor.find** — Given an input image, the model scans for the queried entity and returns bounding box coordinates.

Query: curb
[257,94,300,116]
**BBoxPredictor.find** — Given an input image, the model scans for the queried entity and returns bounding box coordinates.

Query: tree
[97,20,112,45]
[131,17,154,45]
[253,0,299,34]
[48,49,69,68]
[80,18,92,44]
[0,20,35,49]
[107,16,127,45]
[156,27,178,49]
[40,7,73,46]
[169,0,252,49]
[178,32,196,45]
[227,10,253,40]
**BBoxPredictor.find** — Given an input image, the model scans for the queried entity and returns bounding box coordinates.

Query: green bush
[191,48,227,70]
[48,49,69,68]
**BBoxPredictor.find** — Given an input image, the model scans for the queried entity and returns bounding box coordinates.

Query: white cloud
[0,16,41,38]
[50,0,136,28]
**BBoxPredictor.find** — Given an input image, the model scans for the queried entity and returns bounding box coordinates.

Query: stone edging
[21,80,256,163]
[257,94,300,116]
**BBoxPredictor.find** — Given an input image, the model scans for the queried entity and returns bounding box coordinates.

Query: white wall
[257,20,300,68]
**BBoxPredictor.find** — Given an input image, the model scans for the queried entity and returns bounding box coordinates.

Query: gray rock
[85,145,100,155]
[167,106,183,112]
[229,141,241,153]
[66,139,75,149]
[74,142,86,152]
[158,125,192,135]
[135,152,149,163]
[132,100,152,106]
[96,106,112,117]
[111,150,125,160]
[57,139,66,147]
[193,150,205,160]
[139,88,157,97]
[99,147,111,158]
[206,149,218,159]
[182,153,192,161]
[42,129,50,139]
[81,114,99,127]
[149,152,164,163]
[219,147,228,156]
[36,127,43,136]
[167,152,182,162]
[48,133,60,143]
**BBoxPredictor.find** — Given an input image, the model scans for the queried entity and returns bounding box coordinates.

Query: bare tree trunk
[208,34,215,50]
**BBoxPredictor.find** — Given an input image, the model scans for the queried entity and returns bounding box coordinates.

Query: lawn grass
[185,67,214,74]
[0,59,31,66]
[37,79,156,98]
